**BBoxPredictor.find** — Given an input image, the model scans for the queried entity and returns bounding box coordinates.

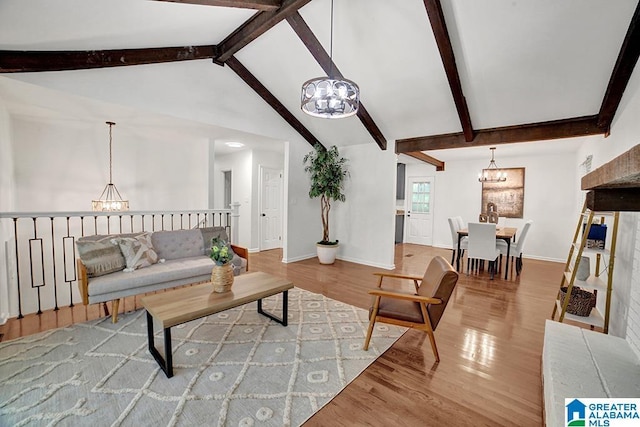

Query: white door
[260,166,283,250]
[405,177,434,245]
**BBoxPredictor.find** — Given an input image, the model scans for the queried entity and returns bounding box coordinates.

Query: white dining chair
[498,220,533,276]
[448,217,468,266]
[467,222,502,279]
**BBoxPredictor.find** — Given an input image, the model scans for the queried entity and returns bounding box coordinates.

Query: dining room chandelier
[91,121,129,211]
[300,0,359,119]
[478,147,507,183]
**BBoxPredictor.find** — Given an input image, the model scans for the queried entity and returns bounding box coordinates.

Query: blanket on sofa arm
[76,227,248,322]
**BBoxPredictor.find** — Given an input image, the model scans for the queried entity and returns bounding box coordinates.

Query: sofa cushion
[152,229,205,260]
[113,232,159,271]
[76,236,125,277]
[88,256,215,297]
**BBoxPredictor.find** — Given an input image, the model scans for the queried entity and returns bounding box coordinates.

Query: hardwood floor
[0,244,563,426]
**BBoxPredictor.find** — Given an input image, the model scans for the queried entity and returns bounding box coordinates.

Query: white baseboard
[521,254,564,263]
[282,253,316,263]
[432,243,455,250]
[337,255,394,270]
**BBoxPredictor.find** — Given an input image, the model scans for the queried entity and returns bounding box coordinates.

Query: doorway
[405,176,434,245]
[259,166,283,250]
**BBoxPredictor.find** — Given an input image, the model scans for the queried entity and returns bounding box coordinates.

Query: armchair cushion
[376,297,423,323]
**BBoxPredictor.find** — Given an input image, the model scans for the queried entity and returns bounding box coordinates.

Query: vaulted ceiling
[1,0,638,165]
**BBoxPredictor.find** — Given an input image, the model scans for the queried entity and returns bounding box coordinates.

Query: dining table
[456,226,518,279]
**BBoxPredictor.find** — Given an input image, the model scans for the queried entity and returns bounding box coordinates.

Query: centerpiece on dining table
[210,237,234,293]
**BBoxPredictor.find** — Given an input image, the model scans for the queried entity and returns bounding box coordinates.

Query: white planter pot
[316,243,339,265]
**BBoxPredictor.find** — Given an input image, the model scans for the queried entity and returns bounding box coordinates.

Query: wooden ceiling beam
[423,0,474,142]
[215,0,312,63]
[597,1,640,132]
[286,12,387,150]
[405,152,445,171]
[581,144,640,190]
[396,115,606,152]
[153,0,282,11]
[226,56,323,149]
[0,45,217,73]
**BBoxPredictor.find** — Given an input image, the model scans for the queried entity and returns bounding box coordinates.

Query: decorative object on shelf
[559,286,597,317]
[300,0,359,119]
[583,223,607,249]
[478,147,507,182]
[576,256,590,281]
[303,144,348,264]
[92,121,129,212]
[210,237,234,292]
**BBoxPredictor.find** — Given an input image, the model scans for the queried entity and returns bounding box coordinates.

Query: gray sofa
[76,227,248,322]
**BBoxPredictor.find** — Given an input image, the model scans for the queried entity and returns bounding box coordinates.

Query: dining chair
[498,220,533,275]
[448,217,468,265]
[363,255,459,362]
[467,222,502,279]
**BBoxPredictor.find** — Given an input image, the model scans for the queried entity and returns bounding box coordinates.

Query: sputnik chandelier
[300,0,359,119]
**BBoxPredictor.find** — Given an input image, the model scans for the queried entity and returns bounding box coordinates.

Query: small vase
[211,263,234,293]
[576,256,590,281]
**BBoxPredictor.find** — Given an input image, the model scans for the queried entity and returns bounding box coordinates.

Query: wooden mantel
[581,144,640,211]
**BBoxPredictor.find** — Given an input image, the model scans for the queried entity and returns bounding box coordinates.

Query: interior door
[260,166,283,250]
[405,177,434,245]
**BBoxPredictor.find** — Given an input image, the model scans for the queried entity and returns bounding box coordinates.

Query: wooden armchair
[363,255,459,362]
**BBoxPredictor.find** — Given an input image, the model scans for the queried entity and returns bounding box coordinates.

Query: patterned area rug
[0,288,405,426]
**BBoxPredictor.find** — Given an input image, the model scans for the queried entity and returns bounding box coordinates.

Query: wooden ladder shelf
[551,201,619,333]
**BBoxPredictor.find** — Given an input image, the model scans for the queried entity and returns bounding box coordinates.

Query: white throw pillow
[112,233,159,272]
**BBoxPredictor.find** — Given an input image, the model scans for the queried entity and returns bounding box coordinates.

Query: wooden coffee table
[141,271,293,378]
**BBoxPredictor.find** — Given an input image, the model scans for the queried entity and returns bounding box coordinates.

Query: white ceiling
[0,0,637,161]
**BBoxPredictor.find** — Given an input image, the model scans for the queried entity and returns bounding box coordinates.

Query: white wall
[0,99,15,324]
[10,116,209,211]
[282,140,322,263]
[428,149,580,262]
[0,102,14,212]
[333,143,397,269]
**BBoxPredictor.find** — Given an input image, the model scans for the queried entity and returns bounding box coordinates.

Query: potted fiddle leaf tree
[303,143,348,264]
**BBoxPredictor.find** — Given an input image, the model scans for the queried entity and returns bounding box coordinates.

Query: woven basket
[211,263,234,293]
[559,286,597,317]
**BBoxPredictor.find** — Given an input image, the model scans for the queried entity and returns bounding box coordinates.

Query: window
[411,181,430,213]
